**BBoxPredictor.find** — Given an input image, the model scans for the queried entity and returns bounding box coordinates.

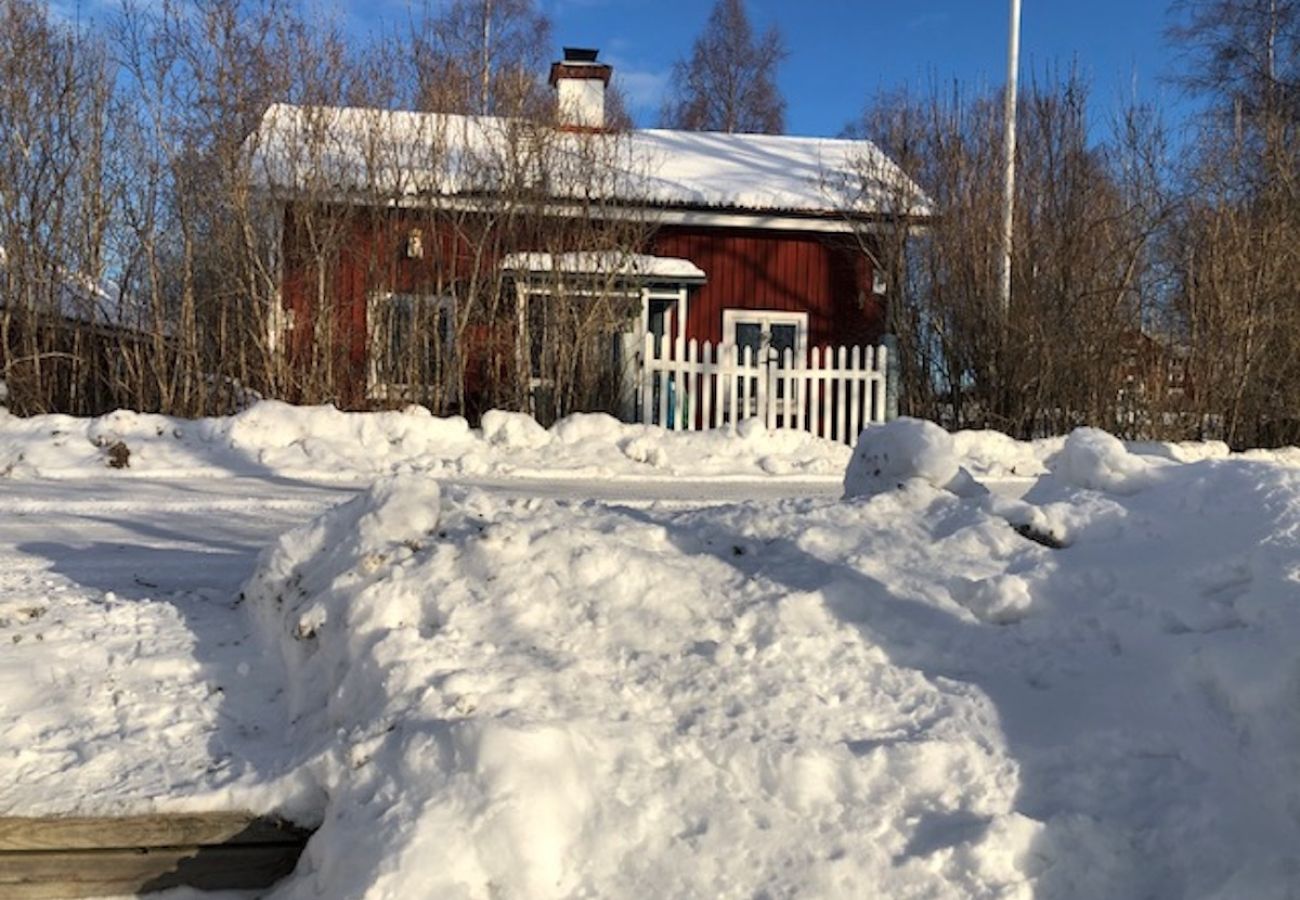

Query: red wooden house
[251,48,924,425]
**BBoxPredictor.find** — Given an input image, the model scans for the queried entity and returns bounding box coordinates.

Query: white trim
[638,285,689,348]
[722,308,809,365]
[366,291,457,401]
[638,208,866,233]
[260,188,894,234]
[501,251,706,281]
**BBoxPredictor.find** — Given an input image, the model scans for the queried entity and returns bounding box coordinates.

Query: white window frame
[721,309,809,365]
[514,281,643,397]
[366,292,457,401]
[640,285,689,349]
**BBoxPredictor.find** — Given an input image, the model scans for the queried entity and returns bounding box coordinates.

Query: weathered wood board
[0,813,312,898]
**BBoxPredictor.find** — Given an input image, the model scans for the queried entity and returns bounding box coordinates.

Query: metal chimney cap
[562,47,600,63]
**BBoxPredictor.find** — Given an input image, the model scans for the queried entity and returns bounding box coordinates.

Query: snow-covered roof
[0,245,124,330]
[617,128,924,217]
[500,251,706,282]
[249,103,929,221]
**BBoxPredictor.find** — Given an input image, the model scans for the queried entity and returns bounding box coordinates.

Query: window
[720,309,810,415]
[721,309,808,366]
[367,292,456,401]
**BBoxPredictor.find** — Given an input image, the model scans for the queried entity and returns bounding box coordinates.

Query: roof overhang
[266,186,928,236]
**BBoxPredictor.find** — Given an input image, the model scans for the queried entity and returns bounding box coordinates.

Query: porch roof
[500,252,706,283]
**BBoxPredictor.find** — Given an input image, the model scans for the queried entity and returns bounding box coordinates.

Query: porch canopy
[499,251,705,285]
[500,251,706,348]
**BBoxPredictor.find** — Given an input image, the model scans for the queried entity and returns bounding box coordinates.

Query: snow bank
[238,445,1300,897]
[5,403,1298,489]
[12,413,1300,897]
[243,477,1038,898]
[844,417,984,498]
[1051,427,1171,494]
[0,401,849,482]
[952,429,1061,479]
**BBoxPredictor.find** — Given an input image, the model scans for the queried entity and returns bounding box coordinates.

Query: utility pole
[998,0,1022,321]
[480,0,493,114]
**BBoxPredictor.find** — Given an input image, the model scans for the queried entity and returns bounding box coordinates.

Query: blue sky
[350,0,1193,137]
[54,0,1194,138]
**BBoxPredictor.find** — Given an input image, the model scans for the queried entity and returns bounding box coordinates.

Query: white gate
[640,334,889,444]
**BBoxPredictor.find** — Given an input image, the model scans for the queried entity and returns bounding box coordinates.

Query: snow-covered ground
[0,402,858,482]
[3,406,1300,898]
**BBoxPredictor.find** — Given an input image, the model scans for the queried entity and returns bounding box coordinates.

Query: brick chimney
[549,47,612,130]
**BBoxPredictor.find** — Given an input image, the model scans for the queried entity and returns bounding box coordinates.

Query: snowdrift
[240,425,1300,898]
[11,405,1300,897]
[0,402,850,482]
[243,477,1037,898]
[5,401,1293,486]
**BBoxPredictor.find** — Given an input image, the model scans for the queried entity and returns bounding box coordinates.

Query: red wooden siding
[281,209,885,409]
[649,226,884,349]
[282,206,502,408]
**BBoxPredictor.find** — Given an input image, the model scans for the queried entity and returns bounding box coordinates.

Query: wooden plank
[725,343,739,428]
[700,340,714,430]
[0,844,302,898]
[873,345,887,423]
[762,347,775,430]
[834,346,847,443]
[641,332,654,425]
[849,345,863,441]
[0,814,308,852]
[809,347,822,439]
[684,339,697,431]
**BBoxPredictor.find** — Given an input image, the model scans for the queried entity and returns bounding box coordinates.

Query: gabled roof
[249,103,929,222]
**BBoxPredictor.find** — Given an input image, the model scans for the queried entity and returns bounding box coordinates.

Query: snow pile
[0,401,849,482]
[1051,427,1172,494]
[479,409,552,450]
[950,574,1035,625]
[6,403,1299,487]
[243,476,1039,898]
[952,430,1061,479]
[10,413,1300,896]
[233,431,1300,898]
[844,417,983,498]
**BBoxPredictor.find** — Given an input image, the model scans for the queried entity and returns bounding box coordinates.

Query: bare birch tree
[1165,0,1300,446]
[0,0,114,414]
[660,0,786,134]
[840,72,1174,438]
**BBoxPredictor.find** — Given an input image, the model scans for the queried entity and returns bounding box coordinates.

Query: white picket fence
[641,334,889,444]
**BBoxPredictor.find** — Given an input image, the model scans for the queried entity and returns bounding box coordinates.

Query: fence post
[733,343,743,429]
[849,345,862,440]
[641,332,654,425]
[684,339,697,431]
[882,334,899,421]
[809,347,822,439]
[701,340,714,430]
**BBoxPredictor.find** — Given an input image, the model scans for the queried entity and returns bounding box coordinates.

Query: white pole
[998,0,1022,321]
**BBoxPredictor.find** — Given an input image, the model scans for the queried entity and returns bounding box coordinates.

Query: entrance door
[647,298,676,355]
